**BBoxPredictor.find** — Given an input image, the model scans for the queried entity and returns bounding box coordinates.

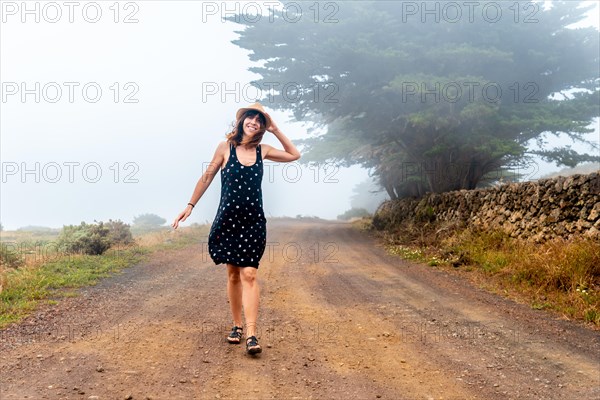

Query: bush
[105,219,134,246]
[57,222,111,255]
[58,220,135,255]
[337,207,371,221]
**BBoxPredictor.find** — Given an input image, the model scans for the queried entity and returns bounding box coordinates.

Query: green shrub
[57,220,135,255]
[337,208,371,221]
[105,219,134,246]
[57,221,112,255]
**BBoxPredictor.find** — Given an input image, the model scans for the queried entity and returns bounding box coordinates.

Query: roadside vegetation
[0,221,208,329]
[355,218,600,328]
[337,207,371,221]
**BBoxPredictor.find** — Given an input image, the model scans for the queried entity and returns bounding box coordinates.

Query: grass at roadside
[0,248,144,327]
[354,218,600,327]
[0,225,209,329]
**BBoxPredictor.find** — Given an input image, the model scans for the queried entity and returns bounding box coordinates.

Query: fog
[1,1,598,231]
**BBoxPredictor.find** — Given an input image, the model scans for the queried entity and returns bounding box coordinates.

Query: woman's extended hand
[172,206,193,230]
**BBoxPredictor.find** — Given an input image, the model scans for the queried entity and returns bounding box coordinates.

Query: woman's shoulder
[211,141,230,157]
[218,140,230,150]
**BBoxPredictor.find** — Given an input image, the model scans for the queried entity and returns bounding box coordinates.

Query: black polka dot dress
[208,142,267,268]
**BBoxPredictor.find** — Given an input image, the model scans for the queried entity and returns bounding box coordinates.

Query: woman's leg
[240,267,260,337]
[226,264,243,327]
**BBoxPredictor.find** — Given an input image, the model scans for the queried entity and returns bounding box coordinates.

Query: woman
[172,102,301,355]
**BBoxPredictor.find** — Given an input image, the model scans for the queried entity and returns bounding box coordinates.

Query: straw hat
[236,102,272,129]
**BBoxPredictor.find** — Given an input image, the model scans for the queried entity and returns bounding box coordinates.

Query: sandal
[227,326,243,344]
[246,335,262,355]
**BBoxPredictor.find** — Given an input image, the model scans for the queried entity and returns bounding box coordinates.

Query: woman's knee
[240,267,257,285]
[227,265,241,283]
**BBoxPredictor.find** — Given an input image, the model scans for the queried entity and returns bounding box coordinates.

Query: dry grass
[366,218,600,327]
[133,225,209,249]
[441,230,600,325]
[134,229,175,247]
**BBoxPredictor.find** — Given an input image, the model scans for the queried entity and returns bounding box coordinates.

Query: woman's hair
[226,109,267,147]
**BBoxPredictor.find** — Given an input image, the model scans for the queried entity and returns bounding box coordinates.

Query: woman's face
[242,113,264,138]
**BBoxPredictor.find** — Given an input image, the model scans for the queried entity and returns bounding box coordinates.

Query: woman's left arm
[263,120,301,162]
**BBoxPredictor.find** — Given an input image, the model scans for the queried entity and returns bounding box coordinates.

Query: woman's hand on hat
[266,119,280,134]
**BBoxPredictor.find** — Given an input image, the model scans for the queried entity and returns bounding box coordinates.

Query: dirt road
[1,219,599,399]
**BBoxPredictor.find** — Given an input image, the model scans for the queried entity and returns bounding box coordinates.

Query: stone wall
[372,172,600,241]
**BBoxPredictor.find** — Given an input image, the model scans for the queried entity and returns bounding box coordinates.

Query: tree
[132,213,167,231]
[350,179,389,213]
[228,1,599,198]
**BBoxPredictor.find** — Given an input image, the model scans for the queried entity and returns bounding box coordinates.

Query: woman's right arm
[172,141,227,229]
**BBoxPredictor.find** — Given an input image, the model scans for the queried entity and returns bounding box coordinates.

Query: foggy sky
[1,1,598,231]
